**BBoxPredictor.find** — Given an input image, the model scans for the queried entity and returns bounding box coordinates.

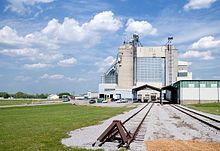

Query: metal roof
[132,83,161,92]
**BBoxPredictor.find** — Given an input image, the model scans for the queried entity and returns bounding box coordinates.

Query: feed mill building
[99,34,192,102]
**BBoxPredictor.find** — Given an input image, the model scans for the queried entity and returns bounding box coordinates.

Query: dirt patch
[145,139,220,151]
[174,121,198,131]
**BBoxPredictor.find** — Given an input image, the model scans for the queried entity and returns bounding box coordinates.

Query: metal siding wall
[200,88,218,101]
[178,80,220,104]
[182,88,200,100]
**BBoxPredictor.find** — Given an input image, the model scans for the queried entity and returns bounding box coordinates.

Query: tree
[15,92,27,98]
[0,92,10,98]
[58,92,71,98]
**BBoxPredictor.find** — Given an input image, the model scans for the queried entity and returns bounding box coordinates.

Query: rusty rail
[126,103,154,148]
[170,104,220,131]
[92,102,154,148]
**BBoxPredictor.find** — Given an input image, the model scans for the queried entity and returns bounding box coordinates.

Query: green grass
[0,104,131,151]
[186,103,220,115]
[0,99,61,106]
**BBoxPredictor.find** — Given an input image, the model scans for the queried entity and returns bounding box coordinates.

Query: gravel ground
[61,103,145,151]
[73,99,138,108]
[62,103,220,151]
[144,104,220,142]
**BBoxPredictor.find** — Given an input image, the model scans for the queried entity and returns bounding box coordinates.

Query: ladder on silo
[168,44,173,84]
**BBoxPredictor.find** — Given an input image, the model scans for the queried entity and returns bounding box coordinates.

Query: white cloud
[15,75,31,81]
[179,50,214,60]
[96,56,116,73]
[0,11,121,49]
[0,26,58,49]
[40,74,89,82]
[41,11,121,46]
[192,36,220,49]
[125,18,157,37]
[184,0,217,11]
[0,48,63,63]
[0,26,26,45]
[40,74,64,80]
[5,0,54,14]
[57,57,77,66]
[24,63,51,69]
[84,11,121,32]
[0,48,38,57]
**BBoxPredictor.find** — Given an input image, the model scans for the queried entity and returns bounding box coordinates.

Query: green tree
[0,92,10,98]
[15,92,28,98]
[58,92,71,98]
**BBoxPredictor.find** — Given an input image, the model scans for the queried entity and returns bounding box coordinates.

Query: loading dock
[132,83,163,104]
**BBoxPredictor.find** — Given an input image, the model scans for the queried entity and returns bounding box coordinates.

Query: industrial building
[99,34,192,102]
[165,80,220,104]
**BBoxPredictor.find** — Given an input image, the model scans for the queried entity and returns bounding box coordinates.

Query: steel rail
[170,104,220,131]
[123,102,151,124]
[176,105,220,123]
[104,102,151,144]
[92,102,154,148]
[126,102,154,148]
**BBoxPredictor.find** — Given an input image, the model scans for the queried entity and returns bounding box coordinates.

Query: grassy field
[187,103,220,115]
[0,104,131,151]
[0,99,61,106]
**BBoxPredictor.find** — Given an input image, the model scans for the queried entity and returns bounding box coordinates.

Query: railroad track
[93,102,154,148]
[123,102,154,148]
[170,104,220,131]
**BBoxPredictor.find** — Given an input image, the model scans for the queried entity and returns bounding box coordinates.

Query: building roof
[132,83,161,92]
[178,61,190,66]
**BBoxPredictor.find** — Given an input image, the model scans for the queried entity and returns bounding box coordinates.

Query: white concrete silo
[117,44,134,89]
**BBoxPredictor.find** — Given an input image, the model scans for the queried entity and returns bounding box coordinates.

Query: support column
[160,91,163,105]
[132,90,137,101]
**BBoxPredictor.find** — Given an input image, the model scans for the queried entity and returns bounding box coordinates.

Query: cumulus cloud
[0,11,121,48]
[0,26,26,45]
[0,48,38,57]
[179,50,214,60]
[125,18,157,37]
[0,48,63,63]
[24,63,51,69]
[41,11,121,46]
[84,11,121,32]
[57,57,77,66]
[184,0,217,11]
[5,0,54,14]
[0,26,58,49]
[96,56,116,73]
[192,36,220,49]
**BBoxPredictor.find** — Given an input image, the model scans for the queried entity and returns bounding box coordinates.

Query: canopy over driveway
[132,83,162,103]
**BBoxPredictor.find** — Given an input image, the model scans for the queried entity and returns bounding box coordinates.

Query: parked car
[116,98,128,103]
[62,95,70,102]
[89,99,96,104]
[116,99,121,103]
[102,100,108,103]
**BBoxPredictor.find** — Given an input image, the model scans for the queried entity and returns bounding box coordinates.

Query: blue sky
[0,0,220,94]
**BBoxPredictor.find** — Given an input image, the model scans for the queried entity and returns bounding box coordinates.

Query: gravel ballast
[62,103,220,151]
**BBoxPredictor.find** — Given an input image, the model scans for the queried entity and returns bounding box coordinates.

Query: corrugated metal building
[165,80,220,104]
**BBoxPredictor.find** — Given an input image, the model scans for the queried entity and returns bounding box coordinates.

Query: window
[136,57,164,83]
[211,84,217,88]
[188,84,194,88]
[200,84,206,88]
[178,72,188,77]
